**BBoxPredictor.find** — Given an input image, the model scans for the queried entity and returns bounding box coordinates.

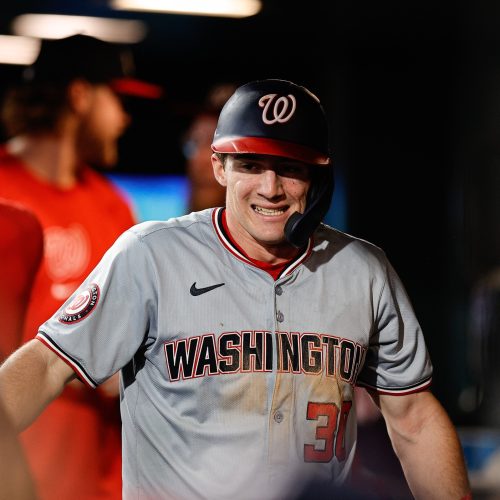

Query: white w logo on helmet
[258,93,297,125]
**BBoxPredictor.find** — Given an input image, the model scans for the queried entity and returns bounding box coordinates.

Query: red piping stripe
[36,335,97,389]
[212,208,252,265]
[357,378,432,396]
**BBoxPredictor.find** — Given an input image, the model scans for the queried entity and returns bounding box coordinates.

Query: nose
[257,169,285,200]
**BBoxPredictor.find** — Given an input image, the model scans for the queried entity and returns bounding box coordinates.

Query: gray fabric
[38,208,432,499]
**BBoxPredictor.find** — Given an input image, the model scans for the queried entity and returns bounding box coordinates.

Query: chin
[100,154,119,169]
[255,233,287,246]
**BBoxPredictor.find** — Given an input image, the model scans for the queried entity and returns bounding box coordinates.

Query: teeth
[254,206,286,216]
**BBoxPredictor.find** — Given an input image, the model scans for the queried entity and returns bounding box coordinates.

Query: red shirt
[0,146,135,500]
[0,199,43,359]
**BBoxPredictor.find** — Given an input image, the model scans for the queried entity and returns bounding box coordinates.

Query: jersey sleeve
[356,256,433,395]
[37,228,157,388]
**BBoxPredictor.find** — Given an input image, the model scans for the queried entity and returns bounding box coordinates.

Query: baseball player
[0,80,470,499]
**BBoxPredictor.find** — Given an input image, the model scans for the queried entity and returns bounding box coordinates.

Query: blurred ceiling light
[11,14,147,43]
[111,0,261,18]
[0,35,41,65]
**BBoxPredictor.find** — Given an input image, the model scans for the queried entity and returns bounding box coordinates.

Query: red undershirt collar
[221,208,295,280]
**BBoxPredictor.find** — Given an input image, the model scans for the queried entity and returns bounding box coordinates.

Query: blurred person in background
[0,200,41,499]
[0,34,161,500]
[464,269,500,495]
[182,83,236,211]
[468,268,500,427]
[0,200,43,361]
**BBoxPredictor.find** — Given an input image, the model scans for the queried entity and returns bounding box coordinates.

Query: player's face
[212,153,312,258]
[76,85,130,168]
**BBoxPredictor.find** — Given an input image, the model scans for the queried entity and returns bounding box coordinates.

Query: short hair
[1,82,70,138]
[214,152,229,165]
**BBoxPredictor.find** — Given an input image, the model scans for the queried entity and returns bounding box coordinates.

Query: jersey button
[274,411,284,423]
[275,285,283,296]
[276,311,284,322]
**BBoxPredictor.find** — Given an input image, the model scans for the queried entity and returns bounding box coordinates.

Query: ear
[66,79,94,115]
[211,154,227,187]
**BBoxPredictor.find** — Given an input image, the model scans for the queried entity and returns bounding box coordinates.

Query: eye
[278,164,310,179]
[237,161,261,173]
[241,163,256,170]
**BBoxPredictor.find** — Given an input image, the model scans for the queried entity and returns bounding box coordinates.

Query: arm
[0,400,37,499]
[0,339,76,431]
[370,389,470,499]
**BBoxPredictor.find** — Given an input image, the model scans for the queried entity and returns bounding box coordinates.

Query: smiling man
[0,79,470,499]
[212,154,312,259]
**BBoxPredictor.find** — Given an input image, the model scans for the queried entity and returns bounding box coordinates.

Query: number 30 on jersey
[304,400,353,463]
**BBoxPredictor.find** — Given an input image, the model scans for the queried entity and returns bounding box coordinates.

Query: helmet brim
[211,136,330,165]
[110,78,163,99]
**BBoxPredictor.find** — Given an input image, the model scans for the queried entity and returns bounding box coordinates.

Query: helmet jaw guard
[212,79,334,247]
[285,167,335,248]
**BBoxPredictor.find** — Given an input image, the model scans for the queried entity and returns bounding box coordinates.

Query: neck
[243,241,301,265]
[7,131,82,189]
[224,210,301,264]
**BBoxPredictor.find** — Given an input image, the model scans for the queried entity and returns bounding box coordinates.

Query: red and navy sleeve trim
[357,376,432,396]
[36,332,98,389]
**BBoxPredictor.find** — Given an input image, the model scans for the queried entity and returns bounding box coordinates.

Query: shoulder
[80,167,123,194]
[0,198,41,227]
[80,168,135,221]
[103,209,215,267]
[80,168,129,202]
[313,223,388,268]
[126,209,214,243]
[0,200,43,275]
[0,145,13,164]
[0,147,23,180]
[0,199,43,246]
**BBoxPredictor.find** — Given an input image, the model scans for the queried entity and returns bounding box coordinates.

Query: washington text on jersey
[164,331,366,383]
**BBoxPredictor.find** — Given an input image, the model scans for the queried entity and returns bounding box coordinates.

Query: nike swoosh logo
[190,282,225,296]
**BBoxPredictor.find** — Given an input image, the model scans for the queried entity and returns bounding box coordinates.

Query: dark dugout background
[0,0,499,425]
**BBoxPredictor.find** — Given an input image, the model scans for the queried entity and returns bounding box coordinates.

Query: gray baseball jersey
[37,207,432,499]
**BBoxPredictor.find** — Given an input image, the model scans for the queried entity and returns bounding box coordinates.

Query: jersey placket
[267,273,296,483]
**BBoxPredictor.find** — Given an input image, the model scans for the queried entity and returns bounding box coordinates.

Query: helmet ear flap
[284,166,334,248]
